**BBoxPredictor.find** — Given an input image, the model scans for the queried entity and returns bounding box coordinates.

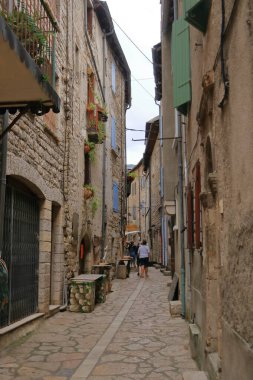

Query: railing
[0,0,57,86]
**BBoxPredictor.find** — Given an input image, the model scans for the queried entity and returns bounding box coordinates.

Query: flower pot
[84,144,91,154]
[84,187,94,200]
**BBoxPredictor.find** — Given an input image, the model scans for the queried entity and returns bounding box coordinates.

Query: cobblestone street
[0,268,198,379]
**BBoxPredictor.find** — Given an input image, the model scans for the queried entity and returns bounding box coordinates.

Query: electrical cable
[111,17,153,65]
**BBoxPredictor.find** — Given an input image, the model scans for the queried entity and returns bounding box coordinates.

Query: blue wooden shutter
[113,182,119,212]
[172,18,191,115]
[112,62,116,93]
[111,117,116,150]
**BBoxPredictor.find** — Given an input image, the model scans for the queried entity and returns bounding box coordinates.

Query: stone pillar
[38,199,52,313]
[51,206,64,305]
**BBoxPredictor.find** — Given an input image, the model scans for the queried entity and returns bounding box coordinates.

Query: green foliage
[91,198,99,217]
[98,121,105,143]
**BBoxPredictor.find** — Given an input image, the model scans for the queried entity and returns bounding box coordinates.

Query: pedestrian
[129,241,136,268]
[138,239,150,278]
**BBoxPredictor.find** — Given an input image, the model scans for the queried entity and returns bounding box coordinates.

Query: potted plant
[84,141,95,160]
[127,172,136,182]
[83,184,95,200]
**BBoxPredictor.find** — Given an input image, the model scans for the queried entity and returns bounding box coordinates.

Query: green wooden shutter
[172,17,191,115]
[183,0,211,33]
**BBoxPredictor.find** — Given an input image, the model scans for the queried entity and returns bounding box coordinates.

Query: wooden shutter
[171,17,191,115]
[195,161,201,249]
[187,183,194,249]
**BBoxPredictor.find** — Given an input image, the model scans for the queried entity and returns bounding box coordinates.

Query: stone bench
[69,274,106,313]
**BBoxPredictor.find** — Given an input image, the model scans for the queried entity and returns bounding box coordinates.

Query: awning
[125,231,140,236]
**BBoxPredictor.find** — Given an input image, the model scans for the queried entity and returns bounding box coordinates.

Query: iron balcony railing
[0,0,58,87]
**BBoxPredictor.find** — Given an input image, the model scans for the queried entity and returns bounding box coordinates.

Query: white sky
[106,0,161,165]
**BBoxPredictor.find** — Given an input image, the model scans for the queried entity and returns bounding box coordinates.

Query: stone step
[181,371,209,380]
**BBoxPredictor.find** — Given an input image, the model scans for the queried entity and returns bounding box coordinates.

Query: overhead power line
[112,18,154,65]
[131,73,156,100]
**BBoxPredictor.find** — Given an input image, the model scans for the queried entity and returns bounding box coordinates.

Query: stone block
[169,300,182,317]
[163,270,171,276]
[117,265,127,279]
[181,371,208,380]
[39,241,51,252]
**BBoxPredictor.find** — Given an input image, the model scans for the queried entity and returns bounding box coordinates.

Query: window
[111,116,116,150]
[133,205,136,220]
[85,0,93,37]
[195,161,201,249]
[113,182,119,212]
[132,182,136,196]
[84,153,91,185]
[112,62,116,93]
[187,183,194,249]
[172,18,191,115]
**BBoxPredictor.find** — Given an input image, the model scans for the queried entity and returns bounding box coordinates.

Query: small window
[84,153,91,185]
[113,182,119,212]
[111,116,116,150]
[85,1,93,38]
[133,205,136,220]
[112,62,116,93]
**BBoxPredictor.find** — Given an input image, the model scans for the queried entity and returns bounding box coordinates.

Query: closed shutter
[172,17,191,115]
[187,183,194,249]
[113,182,119,212]
[195,161,201,249]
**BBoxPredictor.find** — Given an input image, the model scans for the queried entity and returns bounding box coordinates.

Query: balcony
[86,103,105,144]
[0,0,60,115]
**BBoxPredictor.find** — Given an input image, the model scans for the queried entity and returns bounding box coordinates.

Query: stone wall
[183,0,253,378]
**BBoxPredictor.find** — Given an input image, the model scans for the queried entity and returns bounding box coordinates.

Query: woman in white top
[138,240,150,278]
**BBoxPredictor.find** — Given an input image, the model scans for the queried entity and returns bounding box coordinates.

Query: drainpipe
[0,112,8,259]
[101,31,107,259]
[173,0,186,319]
[176,110,186,319]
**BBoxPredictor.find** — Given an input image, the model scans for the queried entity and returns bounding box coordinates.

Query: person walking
[138,239,150,278]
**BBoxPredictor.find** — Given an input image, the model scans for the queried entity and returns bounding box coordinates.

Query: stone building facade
[0,0,130,332]
[143,116,162,264]
[126,160,144,244]
[159,1,253,379]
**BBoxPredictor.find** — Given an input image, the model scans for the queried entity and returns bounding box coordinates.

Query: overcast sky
[106,0,161,165]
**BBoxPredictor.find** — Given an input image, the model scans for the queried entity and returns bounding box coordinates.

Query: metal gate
[0,184,39,327]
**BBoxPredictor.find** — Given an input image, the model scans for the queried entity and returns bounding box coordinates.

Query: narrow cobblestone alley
[0,268,198,380]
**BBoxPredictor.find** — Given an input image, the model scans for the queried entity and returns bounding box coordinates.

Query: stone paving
[0,268,198,379]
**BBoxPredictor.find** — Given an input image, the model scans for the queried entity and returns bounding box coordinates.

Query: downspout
[101,31,107,259]
[0,112,8,259]
[176,110,186,319]
[173,0,185,319]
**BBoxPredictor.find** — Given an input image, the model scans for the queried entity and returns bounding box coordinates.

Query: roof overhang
[94,1,131,108]
[0,15,60,116]
[152,42,162,102]
[143,116,159,171]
